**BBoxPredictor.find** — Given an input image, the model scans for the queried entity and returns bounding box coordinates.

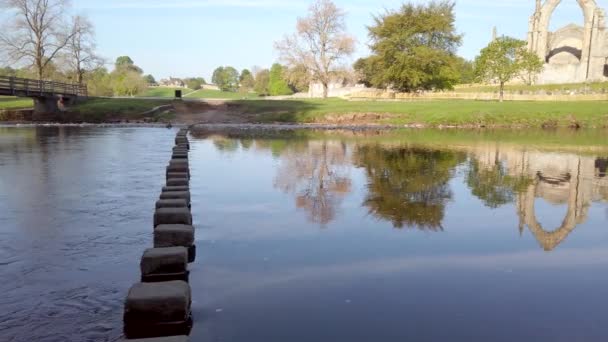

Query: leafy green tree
[86,67,113,96]
[355,1,462,92]
[254,69,270,95]
[355,145,465,230]
[212,66,239,92]
[144,74,156,85]
[185,77,203,90]
[269,63,293,96]
[239,69,255,92]
[212,67,224,86]
[474,36,543,101]
[115,56,143,74]
[455,57,476,84]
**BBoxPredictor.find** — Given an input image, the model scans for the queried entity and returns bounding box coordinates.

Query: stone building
[528,0,608,84]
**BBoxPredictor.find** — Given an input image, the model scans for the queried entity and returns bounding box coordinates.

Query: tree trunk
[322,82,329,99]
[499,82,505,103]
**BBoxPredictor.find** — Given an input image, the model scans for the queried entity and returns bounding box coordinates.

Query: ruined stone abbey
[528,0,608,84]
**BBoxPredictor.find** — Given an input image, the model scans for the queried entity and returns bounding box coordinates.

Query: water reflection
[273,141,351,226]
[198,129,608,252]
[356,145,465,230]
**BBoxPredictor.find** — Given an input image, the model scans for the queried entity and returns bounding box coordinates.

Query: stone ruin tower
[528,0,608,84]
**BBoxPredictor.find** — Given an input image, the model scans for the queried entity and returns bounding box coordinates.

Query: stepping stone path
[123,128,198,340]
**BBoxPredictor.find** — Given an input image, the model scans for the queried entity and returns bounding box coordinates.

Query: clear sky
[34,0,608,80]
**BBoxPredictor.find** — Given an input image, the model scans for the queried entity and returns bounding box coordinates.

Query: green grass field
[231,98,608,128]
[455,81,608,93]
[139,87,193,98]
[0,96,34,110]
[184,89,259,100]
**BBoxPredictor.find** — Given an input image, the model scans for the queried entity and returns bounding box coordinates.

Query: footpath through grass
[0,96,34,110]
[231,98,608,128]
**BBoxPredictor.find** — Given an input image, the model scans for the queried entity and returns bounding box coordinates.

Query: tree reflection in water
[274,141,352,226]
[355,145,465,230]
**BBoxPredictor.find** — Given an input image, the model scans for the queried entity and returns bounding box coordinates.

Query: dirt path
[172,100,251,125]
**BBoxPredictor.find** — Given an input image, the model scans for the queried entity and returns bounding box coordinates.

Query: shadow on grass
[227,100,322,123]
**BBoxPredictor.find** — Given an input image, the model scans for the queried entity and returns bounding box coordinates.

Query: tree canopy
[269,64,293,96]
[212,66,239,92]
[354,1,462,92]
[474,36,543,101]
[239,69,255,92]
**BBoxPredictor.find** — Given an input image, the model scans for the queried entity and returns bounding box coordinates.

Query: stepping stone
[167,172,190,181]
[155,199,189,210]
[123,281,192,339]
[166,178,189,187]
[160,191,191,206]
[154,207,192,227]
[154,225,196,262]
[172,153,188,160]
[167,164,189,175]
[140,247,189,283]
[168,159,189,166]
[162,185,189,192]
[120,336,189,342]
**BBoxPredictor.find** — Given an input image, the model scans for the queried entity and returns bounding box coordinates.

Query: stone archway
[517,167,589,252]
[528,0,607,82]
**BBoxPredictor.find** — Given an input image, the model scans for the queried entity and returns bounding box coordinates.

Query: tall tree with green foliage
[212,66,239,92]
[184,77,205,90]
[354,1,462,92]
[474,36,543,102]
[254,69,270,95]
[269,64,293,96]
[239,69,255,92]
[111,56,146,96]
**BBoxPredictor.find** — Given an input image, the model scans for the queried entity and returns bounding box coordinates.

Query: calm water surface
[1,127,608,342]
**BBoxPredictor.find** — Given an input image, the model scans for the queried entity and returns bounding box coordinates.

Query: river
[1,126,607,341]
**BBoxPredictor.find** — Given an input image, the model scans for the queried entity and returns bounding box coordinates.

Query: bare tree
[0,0,75,80]
[65,15,102,85]
[275,0,355,98]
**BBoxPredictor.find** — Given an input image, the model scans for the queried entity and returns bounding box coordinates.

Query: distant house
[158,77,185,88]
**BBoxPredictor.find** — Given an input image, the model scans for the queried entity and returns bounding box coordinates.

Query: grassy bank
[69,98,172,122]
[230,98,608,128]
[0,96,34,110]
[139,87,192,98]
[185,89,259,100]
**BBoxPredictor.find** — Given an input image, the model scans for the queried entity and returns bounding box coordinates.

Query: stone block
[154,207,192,227]
[140,247,189,283]
[167,164,189,175]
[167,172,190,181]
[154,224,196,262]
[159,191,191,205]
[123,281,192,339]
[166,178,189,187]
[162,185,189,192]
[155,199,188,210]
[172,153,188,160]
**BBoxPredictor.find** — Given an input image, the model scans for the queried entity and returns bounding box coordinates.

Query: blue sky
[30,1,608,79]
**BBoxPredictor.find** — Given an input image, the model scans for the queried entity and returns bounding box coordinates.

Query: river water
[1,126,608,341]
